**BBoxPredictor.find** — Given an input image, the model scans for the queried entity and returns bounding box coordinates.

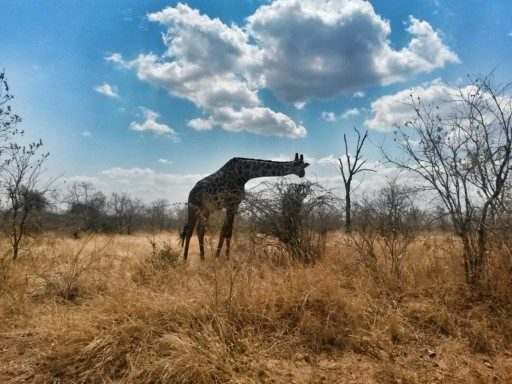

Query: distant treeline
[23,181,188,237]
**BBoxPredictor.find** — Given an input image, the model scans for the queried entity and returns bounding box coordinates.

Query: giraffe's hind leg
[197,212,210,260]
[224,211,236,259]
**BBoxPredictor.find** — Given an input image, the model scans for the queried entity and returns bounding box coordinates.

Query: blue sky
[1,0,511,202]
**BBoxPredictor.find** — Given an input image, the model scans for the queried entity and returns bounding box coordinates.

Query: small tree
[0,70,52,260]
[0,142,51,260]
[351,180,419,277]
[338,127,374,232]
[148,199,170,231]
[386,72,512,287]
[64,181,107,235]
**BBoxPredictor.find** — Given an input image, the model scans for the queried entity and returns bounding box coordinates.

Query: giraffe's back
[188,171,244,211]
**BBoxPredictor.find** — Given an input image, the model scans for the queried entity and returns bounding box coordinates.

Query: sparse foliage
[0,69,23,154]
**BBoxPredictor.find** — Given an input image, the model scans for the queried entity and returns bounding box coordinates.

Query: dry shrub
[404,301,460,337]
[36,292,233,384]
[133,326,232,383]
[485,225,512,308]
[203,252,381,355]
[349,180,420,279]
[243,180,339,264]
[387,313,406,345]
[374,363,416,384]
[33,235,117,301]
[131,236,186,290]
[147,236,180,267]
[466,321,497,355]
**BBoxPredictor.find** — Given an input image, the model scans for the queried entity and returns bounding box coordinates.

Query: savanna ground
[1,231,511,383]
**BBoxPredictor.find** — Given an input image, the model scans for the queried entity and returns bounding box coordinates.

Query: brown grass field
[0,231,511,383]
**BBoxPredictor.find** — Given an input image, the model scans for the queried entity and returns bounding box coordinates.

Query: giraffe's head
[292,153,310,178]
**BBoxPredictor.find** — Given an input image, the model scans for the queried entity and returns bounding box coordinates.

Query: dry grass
[0,231,511,383]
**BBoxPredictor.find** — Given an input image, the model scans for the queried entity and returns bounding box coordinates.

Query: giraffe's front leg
[215,231,225,258]
[183,206,198,260]
[216,208,236,258]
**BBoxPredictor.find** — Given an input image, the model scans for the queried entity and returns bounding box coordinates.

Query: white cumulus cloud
[364,79,462,131]
[129,107,180,141]
[321,111,336,122]
[364,77,511,137]
[317,154,340,167]
[377,16,460,84]
[101,167,200,184]
[97,167,205,202]
[102,167,201,200]
[189,106,306,138]
[188,117,215,131]
[321,108,360,122]
[247,1,459,104]
[340,108,360,119]
[93,83,119,98]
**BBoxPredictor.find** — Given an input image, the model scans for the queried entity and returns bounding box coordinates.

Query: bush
[148,236,180,266]
[350,180,420,277]
[243,180,340,263]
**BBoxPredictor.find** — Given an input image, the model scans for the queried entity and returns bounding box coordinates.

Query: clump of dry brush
[242,179,340,264]
[347,179,421,279]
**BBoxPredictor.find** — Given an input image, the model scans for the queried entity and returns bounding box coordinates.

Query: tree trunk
[345,187,351,233]
[461,234,472,284]
[12,237,20,261]
[461,232,485,287]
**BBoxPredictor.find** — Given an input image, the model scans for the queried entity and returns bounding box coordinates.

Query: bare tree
[108,191,143,234]
[148,199,170,231]
[386,72,512,286]
[0,70,54,260]
[338,127,374,232]
[0,141,51,260]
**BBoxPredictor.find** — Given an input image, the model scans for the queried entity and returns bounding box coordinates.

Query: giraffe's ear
[300,154,304,162]
[304,163,310,168]
[295,153,299,161]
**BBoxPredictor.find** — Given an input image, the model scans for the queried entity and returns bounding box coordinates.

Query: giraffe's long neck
[234,159,296,183]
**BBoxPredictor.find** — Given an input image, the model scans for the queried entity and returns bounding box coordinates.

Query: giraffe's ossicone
[180,153,310,260]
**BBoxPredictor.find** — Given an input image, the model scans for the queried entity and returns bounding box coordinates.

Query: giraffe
[180,153,310,260]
